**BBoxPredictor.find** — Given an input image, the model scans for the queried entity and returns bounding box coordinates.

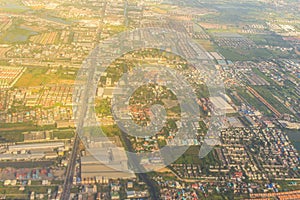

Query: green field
[196,39,216,51]
[217,47,274,61]
[253,86,293,115]
[249,34,292,48]
[0,131,24,142]
[14,67,77,87]
[174,146,220,166]
[236,87,273,116]
[14,67,50,87]
[252,68,275,85]
[53,130,74,140]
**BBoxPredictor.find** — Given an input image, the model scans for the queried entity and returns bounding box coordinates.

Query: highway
[61,47,99,200]
[60,3,108,195]
[60,134,80,200]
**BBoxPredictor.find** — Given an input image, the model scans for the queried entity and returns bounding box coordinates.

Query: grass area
[236,87,273,116]
[199,1,266,24]
[151,4,175,14]
[0,187,27,198]
[0,131,24,142]
[216,47,249,61]
[95,99,111,117]
[82,125,122,138]
[253,86,293,115]
[0,121,34,129]
[14,67,51,87]
[248,34,292,48]
[226,89,242,106]
[57,68,78,80]
[53,131,74,139]
[214,35,295,61]
[217,47,274,61]
[196,39,216,51]
[174,146,220,166]
[195,84,210,98]
[206,28,240,34]
[199,121,208,133]
[252,68,275,85]
[236,85,293,116]
[0,124,56,132]
[14,67,77,87]
[24,185,58,194]
[0,161,54,168]
[101,125,121,137]
[104,25,128,34]
[252,69,298,116]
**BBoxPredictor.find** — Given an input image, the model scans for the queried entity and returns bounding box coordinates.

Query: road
[60,134,80,200]
[61,47,99,200]
[61,12,107,200]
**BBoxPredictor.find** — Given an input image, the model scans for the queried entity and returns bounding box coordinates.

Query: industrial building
[8,142,65,153]
[210,96,236,114]
[81,140,135,182]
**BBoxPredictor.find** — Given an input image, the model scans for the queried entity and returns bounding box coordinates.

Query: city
[0,0,299,199]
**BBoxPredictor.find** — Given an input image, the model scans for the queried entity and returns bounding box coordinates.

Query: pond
[2,28,37,43]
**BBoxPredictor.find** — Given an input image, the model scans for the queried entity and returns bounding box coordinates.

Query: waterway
[120,131,160,200]
[43,16,71,25]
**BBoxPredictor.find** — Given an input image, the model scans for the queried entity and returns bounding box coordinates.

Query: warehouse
[81,147,135,181]
[210,96,236,114]
[8,142,65,153]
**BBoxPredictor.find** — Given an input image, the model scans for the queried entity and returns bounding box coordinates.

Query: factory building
[81,139,135,182]
[210,96,236,114]
[8,142,65,153]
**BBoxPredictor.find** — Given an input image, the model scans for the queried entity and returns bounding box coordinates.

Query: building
[210,96,236,114]
[8,142,65,153]
[81,139,135,181]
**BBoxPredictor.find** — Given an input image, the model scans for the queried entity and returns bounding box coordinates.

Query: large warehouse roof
[210,96,236,114]
[8,142,64,152]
